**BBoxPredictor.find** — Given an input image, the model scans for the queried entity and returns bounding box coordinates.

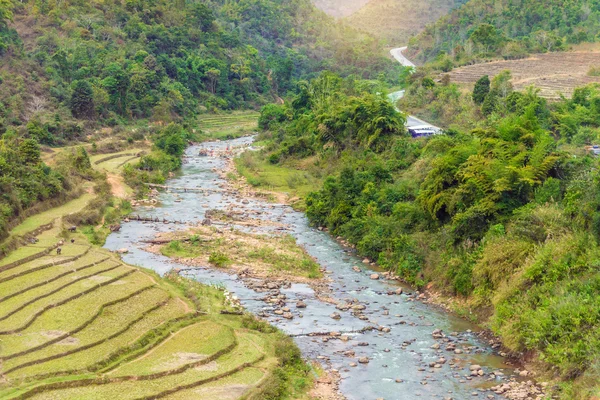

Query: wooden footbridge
[144,183,227,194]
[129,215,190,224]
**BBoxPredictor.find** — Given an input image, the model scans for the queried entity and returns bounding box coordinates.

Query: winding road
[389,47,442,135]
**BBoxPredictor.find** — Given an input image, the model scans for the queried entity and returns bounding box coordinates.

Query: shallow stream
[105,136,515,399]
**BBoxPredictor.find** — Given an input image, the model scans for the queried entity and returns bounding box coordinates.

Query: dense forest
[0,0,400,240]
[407,0,600,64]
[255,73,600,397]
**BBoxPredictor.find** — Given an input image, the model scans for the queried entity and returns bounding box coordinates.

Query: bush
[258,104,287,130]
[208,251,230,267]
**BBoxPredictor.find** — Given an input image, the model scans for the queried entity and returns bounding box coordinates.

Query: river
[105,136,516,400]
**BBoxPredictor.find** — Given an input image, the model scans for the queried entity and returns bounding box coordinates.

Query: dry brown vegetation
[310,0,370,17]
[345,0,465,43]
[448,51,600,99]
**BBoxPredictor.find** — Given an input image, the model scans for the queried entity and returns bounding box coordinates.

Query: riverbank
[0,208,315,400]
[221,137,551,400]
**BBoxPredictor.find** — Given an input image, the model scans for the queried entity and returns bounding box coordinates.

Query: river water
[105,136,515,399]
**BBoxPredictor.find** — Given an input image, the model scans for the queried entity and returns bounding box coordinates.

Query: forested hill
[0,0,398,134]
[344,0,466,44]
[0,0,399,241]
[407,0,600,63]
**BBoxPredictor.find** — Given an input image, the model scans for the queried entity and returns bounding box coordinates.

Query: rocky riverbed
[105,136,547,400]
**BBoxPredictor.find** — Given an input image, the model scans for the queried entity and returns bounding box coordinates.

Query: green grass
[0,171,312,399]
[0,267,143,335]
[199,112,259,140]
[159,228,322,279]
[8,192,94,238]
[0,287,167,362]
[162,367,266,399]
[0,253,109,301]
[24,332,264,400]
[234,152,321,205]
[0,246,96,283]
[7,298,188,380]
[111,322,235,376]
[0,259,120,329]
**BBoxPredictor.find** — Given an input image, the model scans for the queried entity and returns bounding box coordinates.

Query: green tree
[102,63,130,115]
[469,24,504,54]
[70,80,95,118]
[19,139,41,164]
[258,104,287,130]
[0,0,13,27]
[481,90,499,115]
[472,75,490,105]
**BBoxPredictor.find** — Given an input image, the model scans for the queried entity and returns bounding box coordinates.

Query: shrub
[208,251,230,267]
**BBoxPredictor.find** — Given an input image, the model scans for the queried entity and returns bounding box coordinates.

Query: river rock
[358,357,369,364]
[330,312,341,320]
[362,258,370,264]
[349,362,357,367]
[352,266,361,272]
[283,312,293,319]
[296,301,307,308]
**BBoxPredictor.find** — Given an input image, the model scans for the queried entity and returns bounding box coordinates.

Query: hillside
[0,208,307,400]
[310,0,370,18]
[249,72,600,398]
[0,0,400,242]
[344,0,466,44]
[407,0,600,64]
[447,51,600,100]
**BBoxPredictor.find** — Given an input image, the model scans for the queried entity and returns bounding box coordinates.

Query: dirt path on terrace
[107,173,128,199]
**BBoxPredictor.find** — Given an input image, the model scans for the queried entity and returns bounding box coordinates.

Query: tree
[102,63,130,115]
[469,24,503,54]
[205,68,220,94]
[0,0,13,28]
[19,139,41,164]
[191,3,215,32]
[472,75,490,104]
[491,70,513,98]
[258,104,287,130]
[70,80,95,118]
[481,90,499,116]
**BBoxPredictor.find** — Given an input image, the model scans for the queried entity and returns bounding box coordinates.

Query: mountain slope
[408,0,600,63]
[344,0,467,44]
[311,0,370,17]
[0,0,399,239]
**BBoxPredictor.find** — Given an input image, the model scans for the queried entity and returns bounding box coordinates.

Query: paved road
[389,48,442,134]
[390,46,415,67]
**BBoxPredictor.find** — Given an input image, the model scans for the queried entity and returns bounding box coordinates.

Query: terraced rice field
[199,112,259,139]
[449,51,600,99]
[0,229,275,399]
[91,148,146,173]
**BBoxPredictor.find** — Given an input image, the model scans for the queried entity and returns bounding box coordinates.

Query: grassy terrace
[233,150,323,210]
[199,112,259,140]
[0,184,312,400]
